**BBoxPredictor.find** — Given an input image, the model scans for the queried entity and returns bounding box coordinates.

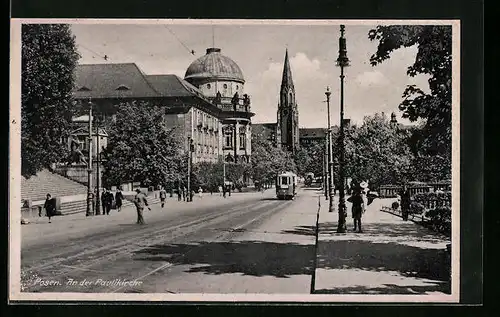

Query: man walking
[133,188,150,225]
[159,186,167,208]
[101,188,114,215]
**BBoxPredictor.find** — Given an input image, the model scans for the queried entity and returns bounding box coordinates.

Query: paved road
[21,189,319,294]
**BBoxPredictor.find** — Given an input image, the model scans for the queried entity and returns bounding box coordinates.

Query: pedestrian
[198,187,203,199]
[182,186,186,201]
[159,186,167,208]
[400,185,411,221]
[115,187,124,212]
[347,183,365,233]
[102,188,114,215]
[133,188,150,225]
[43,193,56,223]
[218,185,223,196]
[177,186,182,201]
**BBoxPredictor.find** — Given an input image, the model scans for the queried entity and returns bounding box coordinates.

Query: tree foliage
[250,133,296,184]
[368,25,452,177]
[21,24,80,177]
[101,101,185,187]
[337,113,414,189]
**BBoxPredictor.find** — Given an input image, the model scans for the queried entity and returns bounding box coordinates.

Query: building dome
[184,48,245,84]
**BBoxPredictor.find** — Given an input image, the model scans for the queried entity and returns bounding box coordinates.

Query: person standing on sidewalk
[181,186,186,201]
[400,185,411,221]
[159,186,167,208]
[115,187,124,212]
[218,185,223,196]
[43,193,56,223]
[133,188,150,225]
[177,185,182,201]
[198,187,203,199]
[348,184,365,233]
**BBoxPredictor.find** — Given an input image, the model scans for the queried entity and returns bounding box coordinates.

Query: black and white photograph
[10,19,459,302]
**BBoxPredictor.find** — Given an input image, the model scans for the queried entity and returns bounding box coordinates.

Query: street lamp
[336,25,350,233]
[95,113,101,215]
[85,98,94,217]
[187,137,194,202]
[325,87,335,212]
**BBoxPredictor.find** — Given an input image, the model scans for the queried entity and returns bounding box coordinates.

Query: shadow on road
[133,240,315,278]
[314,282,450,295]
[260,198,278,201]
[282,222,448,243]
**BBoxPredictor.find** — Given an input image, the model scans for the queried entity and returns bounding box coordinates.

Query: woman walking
[115,187,124,212]
[43,193,56,223]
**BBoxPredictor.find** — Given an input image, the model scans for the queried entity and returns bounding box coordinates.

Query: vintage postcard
[9,19,460,302]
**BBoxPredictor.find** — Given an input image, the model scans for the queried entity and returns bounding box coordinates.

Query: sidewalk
[314,194,451,295]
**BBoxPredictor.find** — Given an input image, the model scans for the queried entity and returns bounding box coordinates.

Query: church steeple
[281,49,294,91]
[276,48,299,154]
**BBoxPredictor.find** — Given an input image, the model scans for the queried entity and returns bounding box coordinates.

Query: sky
[70,22,430,128]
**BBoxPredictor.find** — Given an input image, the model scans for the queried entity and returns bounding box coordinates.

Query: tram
[276,172,297,200]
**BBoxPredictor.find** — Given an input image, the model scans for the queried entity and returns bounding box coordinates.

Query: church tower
[276,49,300,153]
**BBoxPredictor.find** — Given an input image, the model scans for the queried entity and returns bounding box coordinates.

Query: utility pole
[336,25,350,233]
[95,114,101,215]
[85,98,93,217]
[325,86,334,212]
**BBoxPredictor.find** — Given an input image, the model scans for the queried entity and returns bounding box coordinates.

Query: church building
[253,49,313,154]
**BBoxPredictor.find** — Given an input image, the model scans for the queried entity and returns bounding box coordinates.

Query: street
[20,188,451,295]
[21,189,318,294]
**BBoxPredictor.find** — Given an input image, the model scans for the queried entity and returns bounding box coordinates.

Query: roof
[281,49,294,89]
[184,48,245,84]
[252,123,276,140]
[145,74,207,99]
[299,128,327,139]
[73,63,159,99]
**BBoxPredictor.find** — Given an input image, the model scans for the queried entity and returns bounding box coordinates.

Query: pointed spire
[281,49,294,90]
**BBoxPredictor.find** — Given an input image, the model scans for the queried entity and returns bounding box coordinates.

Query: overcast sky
[70,22,430,128]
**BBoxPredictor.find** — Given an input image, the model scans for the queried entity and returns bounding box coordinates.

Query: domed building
[184,47,255,164]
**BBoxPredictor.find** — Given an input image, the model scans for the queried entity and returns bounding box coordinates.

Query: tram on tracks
[276,172,297,200]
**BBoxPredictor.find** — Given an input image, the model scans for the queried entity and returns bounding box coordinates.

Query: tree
[101,101,185,187]
[339,113,414,190]
[251,133,296,184]
[368,25,452,178]
[21,24,80,177]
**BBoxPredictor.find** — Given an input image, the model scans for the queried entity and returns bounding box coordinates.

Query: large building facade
[70,47,254,166]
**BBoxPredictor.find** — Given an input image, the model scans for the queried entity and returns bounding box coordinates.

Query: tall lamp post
[325,87,334,212]
[336,25,350,233]
[95,114,101,215]
[187,137,194,202]
[86,98,94,217]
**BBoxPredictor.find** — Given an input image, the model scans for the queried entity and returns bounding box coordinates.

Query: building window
[223,84,227,89]
[236,85,239,90]
[207,83,211,89]
[239,133,246,149]
[225,133,233,149]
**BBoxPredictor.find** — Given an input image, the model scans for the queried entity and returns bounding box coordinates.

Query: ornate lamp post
[86,98,94,217]
[95,113,101,215]
[336,25,350,233]
[187,137,194,202]
[325,87,334,212]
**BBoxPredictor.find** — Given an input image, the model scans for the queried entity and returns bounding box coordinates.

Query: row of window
[196,144,218,155]
[224,133,247,149]
[193,109,218,130]
[206,83,239,90]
